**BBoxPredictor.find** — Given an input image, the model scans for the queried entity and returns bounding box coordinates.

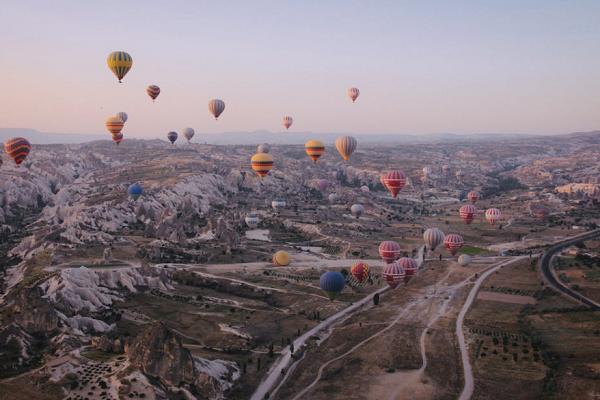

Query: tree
[373,293,380,306]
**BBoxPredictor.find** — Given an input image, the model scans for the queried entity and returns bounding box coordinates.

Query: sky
[1,0,599,138]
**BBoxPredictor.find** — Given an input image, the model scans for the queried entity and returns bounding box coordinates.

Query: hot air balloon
[245,213,260,229]
[251,153,274,178]
[459,204,476,225]
[271,199,286,211]
[328,193,339,203]
[4,137,31,165]
[319,271,345,300]
[383,261,405,289]
[382,170,406,198]
[107,51,133,83]
[347,87,360,103]
[182,128,195,142]
[423,228,444,251]
[305,140,325,163]
[360,185,370,193]
[257,143,271,154]
[350,204,364,219]
[335,136,357,161]
[444,234,464,256]
[272,250,290,266]
[379,241,401,263]
[128,183,143,200]
[167,131,178,144]
[398,257,418,281]
[467,191,479,203]
[106,116,124,135]
[313,179,329,192]
[350,262,369,284]
[458,254,472,267]
[485,208,502,225]
[283,116,293,130]
[116,112,128,123]
[528,203,549,221]
[423,166,432,177]
[112,132,124,145]
[208,99,225,120]
[147,85,160,101]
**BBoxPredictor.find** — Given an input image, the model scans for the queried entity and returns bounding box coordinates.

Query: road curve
[539,229,600,311]
[457,256,528,400]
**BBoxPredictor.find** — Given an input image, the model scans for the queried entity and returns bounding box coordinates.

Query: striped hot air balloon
[347,87,360,102]
[350,262,369,284]
[305,140,325,163]
[147,85,160,101]
[485,208,502,225]
[167,131,178,144]
[208,99,225,120]
[116,112,128,123]
[383,261,405,289]
[272,250,290,266]
[382,170,406,198]
[257,143,270,154]
[251,153,273,178]
[350,204,364,219]
[458,254,472,266]
[335,136,357,161]
[112,132,124,145]
[319,271,345,300]
[271,199,286,211]
[128,183,143,200]
[379,241,401,263]
[106,116,124,135]
[283,116,293,130]
[328,193,339,203]
[467,191,479,203]
[245,213,260,229]
[107,51,133,83]
[444,234,464,256]
[182,127,195,142]
[4,137,31,165]
[459,204,476,225]
[423,228,444,251]
[398,257,418,281]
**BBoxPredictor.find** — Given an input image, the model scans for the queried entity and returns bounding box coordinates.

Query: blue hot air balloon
[319,271,345,300]
[128,183,143,200]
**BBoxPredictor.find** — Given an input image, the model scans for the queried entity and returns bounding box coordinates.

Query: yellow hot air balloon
[105,116,124,135]
[107,51,133,83]
[272,251,290,266]
[251,153,273,178]
[305,140,325,163]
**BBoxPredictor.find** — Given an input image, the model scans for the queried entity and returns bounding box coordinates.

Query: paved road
[539,229,600,311]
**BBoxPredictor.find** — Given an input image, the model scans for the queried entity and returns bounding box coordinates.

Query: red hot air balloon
[381,170,406,198]
[398,257,418,282]
[485,208,502,225]
[379,241,401,263]
[4,137,31,165]
[350,262,369,284]
[383,261,405,289]
[467,191,479,203]
[147,85,160,101]
[459,204,476,225]
[444,234,464,256]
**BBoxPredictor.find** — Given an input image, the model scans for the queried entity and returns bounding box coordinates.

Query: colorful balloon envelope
[271,199,286,211]
[335,136,357,161]
[444,234,464,256]
[257,143,270,154]
[128,183,143,200]
[167,131,178,144]
[112,133,124,145]
[383,261,405,289]
[347,87,360,103]
[305,140,325,163]
[459,204,477,225]
[467,191,479,203]
[381,170,406,198]
[319,271,345,300]
[379,241,401,263]
[350,262,369,284]
[423,228,444,251]
[245,213,260,229]
[4,137,31,165]
[251,153,274,178]
[398,257,418,281]
[107,51,133,83]
[272,250,290,266]
[116,112,128,123]
[106,116,124,135]
[147,85,160,101]
[283,116,293,130]
[182,127,195,142]
[350,204,364,218]
[485,208,502,225]
[208,99,226,120]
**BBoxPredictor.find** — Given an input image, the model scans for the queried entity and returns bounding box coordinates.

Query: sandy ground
[477,291,536,304]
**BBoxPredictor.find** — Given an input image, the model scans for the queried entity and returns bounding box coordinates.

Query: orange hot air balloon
[251,153,273,178]
[106,116,124,135]
[4,137,31,165]
[350,262,369,284]
[305,140,325,163]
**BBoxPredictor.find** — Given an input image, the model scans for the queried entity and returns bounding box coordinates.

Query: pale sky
[1,0,599,137]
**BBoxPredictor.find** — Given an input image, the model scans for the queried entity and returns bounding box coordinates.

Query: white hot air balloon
[182,127,195,142]
[347,87,360,102]
[458,254,472,266]
[350,204,364,219]
[245,213,260,229]
[257,143,271,154]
